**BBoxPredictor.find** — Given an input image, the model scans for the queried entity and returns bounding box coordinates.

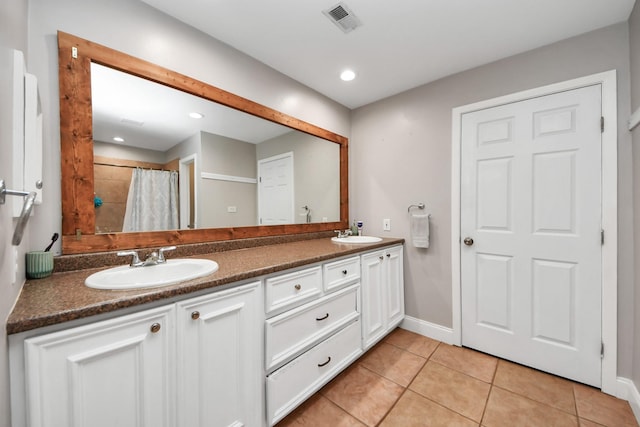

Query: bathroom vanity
[7,237,404,427]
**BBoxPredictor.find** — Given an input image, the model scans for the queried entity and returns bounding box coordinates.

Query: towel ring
[407,203,425,213]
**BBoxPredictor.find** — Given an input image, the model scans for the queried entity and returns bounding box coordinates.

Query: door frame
[451,70,617,394]
[179,153,198,230]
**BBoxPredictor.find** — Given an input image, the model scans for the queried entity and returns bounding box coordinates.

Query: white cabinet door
[361,246,405,349]
[361,250,386,349]
[176,281,262,427]
[24,305,175,427]
[385,246,405,328]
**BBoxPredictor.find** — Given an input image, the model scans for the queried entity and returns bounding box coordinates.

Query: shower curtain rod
[94,161,176,172]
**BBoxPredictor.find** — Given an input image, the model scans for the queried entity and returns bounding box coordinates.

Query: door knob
[463,237,474,246]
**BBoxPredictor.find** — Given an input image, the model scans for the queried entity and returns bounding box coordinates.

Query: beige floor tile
[430,344,497,383]
[579,419,606,427]
[322,364,404,426]
[276,394,366,427]
[483,386,579,427]
[409,360,491,422]
[493,360,576,414]
[574,383,639,427]
[383,327,441,358]
[359,341,426,386]
[380,389,479,427]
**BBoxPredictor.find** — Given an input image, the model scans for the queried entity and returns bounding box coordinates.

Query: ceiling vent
[322,2,362,34]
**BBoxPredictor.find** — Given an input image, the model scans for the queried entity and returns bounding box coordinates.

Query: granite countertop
[7,237,403,335]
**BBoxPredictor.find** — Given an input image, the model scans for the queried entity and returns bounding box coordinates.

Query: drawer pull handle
[342,269,348,275]
[294,284,301,291]
[191,311,200,320]
[150,323,161,333]
[316,313,330,321]
[318,356,331,367]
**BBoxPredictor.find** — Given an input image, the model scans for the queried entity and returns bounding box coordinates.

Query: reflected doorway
[258,152,294,225]
[179,154,198,229]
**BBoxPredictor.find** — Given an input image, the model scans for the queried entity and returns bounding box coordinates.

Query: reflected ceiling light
[189,112,204,119]
[340,69,356,81]
[113,136,124,142]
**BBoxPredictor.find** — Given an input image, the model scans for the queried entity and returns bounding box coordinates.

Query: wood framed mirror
[58,31,348,254]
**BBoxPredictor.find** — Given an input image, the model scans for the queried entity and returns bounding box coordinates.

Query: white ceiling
[141,0,636,109]
[91,63,293,151]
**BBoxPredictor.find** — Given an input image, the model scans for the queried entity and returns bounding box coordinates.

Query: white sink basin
[85,258,219,290]
[331,236,382,244]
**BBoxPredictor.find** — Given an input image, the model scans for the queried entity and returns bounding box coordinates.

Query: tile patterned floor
[276,328,639,427]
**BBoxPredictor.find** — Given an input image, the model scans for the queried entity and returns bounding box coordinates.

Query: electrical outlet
[383,218,391,231]
[227,206,237,213]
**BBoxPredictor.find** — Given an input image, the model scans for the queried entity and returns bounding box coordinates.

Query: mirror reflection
[91,63,340,234]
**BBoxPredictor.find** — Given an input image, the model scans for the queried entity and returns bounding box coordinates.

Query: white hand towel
[411,213,430,248]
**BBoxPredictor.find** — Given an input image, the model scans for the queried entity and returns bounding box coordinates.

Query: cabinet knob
[379,256,384,261]
[150,323,161,333]
[342,269,348,275]
[386,253,391,258]
[317,356,332,367]
[294,284,301,291]
[191,311,200,320]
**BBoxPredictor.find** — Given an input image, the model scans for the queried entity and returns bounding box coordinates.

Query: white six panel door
[460,85,602,387]
[258,152,294,225]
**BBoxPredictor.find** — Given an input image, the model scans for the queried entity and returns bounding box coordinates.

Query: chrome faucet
[118,246,176,267]
[334,229,353,238]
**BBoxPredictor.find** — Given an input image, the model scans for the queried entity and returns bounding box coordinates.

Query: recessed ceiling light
[189,112,204,119]
[340,69,356,81]
[113,136,124,142]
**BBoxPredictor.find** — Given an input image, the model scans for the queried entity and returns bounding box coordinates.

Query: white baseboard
[400,316,455,345]
[617,377,640,424]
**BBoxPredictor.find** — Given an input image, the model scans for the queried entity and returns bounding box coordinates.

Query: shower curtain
[123,168,179,232]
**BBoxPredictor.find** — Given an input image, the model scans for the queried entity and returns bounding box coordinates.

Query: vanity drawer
[266,320,362,426]
[323,256,360,293]
[265,284,359,371]
[265,266,323,315]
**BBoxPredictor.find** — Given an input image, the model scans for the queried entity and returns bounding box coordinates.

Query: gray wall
[0,2,29,426]
[351,23,635,377]
[629,1,640,391]
[258,132,340,223]
[200,132,257,228]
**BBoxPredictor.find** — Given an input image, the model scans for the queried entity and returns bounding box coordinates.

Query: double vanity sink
[7,234,404,427]
[83,236,381,291]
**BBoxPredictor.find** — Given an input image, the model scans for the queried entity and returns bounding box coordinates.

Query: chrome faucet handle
[146,251,159,263]
[157,246,176,263]
[334,230,352,238]
[117,250,142,267]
